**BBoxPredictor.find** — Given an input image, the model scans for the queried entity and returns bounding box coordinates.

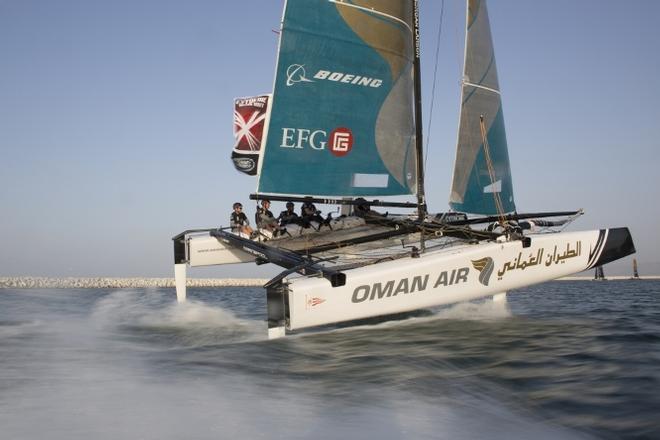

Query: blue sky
[1,0,659,277]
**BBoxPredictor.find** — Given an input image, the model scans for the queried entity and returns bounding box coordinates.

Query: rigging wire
[479,115,507,226]
[423,0,446,174]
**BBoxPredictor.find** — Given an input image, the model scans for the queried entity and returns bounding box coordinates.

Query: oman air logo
[286,64,314,86]
[471,257,495,286]
[329,128,353,157]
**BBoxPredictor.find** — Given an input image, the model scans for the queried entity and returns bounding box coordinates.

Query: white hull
[180,216,369,269]
[187,233,255,267]
[173,232,254,302]
[173,226,634,336]
[268,228,631,334]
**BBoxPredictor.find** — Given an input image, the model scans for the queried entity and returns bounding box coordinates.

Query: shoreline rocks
[0,277,268,289]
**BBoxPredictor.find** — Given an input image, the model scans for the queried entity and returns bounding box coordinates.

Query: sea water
[0,281,658,439]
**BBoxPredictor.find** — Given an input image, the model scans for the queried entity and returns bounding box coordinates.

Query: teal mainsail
[257,0,418,197]
[449,0,516,215]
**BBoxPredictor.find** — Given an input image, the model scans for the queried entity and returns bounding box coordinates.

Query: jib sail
[256,0,418,197]
[232,94,271,176]
[449,0,516,215]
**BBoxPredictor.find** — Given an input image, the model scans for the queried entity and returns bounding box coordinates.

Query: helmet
[233,202,242,209]
[286,201,294,208]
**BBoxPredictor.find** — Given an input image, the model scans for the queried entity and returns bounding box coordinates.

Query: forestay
[257,0,419,197]
[449,0,515,215]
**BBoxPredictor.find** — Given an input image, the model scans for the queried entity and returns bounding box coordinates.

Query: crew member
[353,197,386,220]
[301,198,333,230]
[230,202,254,236]
[278,201,300,226]
[255,199,279,235]
[301,199,325,226]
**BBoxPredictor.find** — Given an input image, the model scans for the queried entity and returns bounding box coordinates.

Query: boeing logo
[286,64,315,86]
[285,64,383,88]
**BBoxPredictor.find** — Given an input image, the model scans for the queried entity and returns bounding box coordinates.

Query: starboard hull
[268,228,635,335]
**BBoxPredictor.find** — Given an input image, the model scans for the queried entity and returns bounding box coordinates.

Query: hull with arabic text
[272,228,634,332]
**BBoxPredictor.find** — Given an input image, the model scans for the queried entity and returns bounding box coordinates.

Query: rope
[479,115,507,226]
[424,0,446,174]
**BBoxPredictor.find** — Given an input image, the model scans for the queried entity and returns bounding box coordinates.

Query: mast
[413,0,426,220]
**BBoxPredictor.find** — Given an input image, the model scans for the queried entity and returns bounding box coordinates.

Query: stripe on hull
[587,227,635,269]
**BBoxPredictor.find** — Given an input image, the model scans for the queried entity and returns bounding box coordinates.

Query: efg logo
[329,128,353,157]
[280,127,354,157]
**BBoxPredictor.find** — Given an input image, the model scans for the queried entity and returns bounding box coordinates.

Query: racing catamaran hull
[266,228,634,335]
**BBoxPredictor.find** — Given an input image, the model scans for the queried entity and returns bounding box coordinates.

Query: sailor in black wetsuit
[301,199,331,229]
[230,202,254,236]
[277,201,300,227]
[353,197,387,221]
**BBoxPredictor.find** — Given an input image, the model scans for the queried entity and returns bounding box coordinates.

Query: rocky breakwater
[0,277,268,289]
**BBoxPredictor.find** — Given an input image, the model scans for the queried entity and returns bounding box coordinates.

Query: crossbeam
[209,229,346,287]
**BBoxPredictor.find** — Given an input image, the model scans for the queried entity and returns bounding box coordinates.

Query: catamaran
[172,0,635,338]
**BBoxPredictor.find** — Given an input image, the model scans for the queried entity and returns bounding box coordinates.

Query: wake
[90,290,267,347]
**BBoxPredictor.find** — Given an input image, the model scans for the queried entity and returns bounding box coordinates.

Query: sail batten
[256,0,419,198]
[462,81,500,96]
[450,0,515,215]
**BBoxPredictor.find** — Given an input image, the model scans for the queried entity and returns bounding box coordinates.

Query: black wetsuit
[230,211,249,230]
[277,209,300,226]
[301,202,324,226]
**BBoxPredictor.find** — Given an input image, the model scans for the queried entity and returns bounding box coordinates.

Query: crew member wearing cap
[277,201,300,227]
[255,199,279,235]
[230,202,254,236]
[301,199,325,228]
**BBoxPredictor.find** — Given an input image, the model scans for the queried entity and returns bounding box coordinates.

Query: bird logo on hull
[472,257,495,286]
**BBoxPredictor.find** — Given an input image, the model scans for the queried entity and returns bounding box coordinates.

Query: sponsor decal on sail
[286,64,315,86]
[280,127,354,157]
[232,94,271,175]
[285,64,383,88]
[329,127,353,157]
